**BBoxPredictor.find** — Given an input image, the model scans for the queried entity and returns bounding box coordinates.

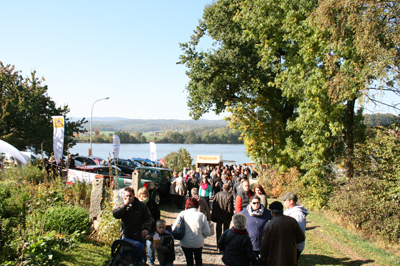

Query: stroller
[109,238,144,266]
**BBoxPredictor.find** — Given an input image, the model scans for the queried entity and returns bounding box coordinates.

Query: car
[73,155,106,167]
[131,157,164,168]
[110,158,141,174]
[114,166,173,204]
[74,165,129,186]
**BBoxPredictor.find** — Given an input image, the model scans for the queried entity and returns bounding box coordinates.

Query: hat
[279,192,298,202]
[269,201,283,210]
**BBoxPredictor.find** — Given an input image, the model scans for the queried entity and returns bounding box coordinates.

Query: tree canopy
[179,0,399,206]
[0,62,87,157]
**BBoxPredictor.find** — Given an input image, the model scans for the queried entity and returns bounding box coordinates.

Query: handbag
[172,211,185,240]
[208,221,215,236]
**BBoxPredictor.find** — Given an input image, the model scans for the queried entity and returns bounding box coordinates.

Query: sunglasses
[251,202,260,205]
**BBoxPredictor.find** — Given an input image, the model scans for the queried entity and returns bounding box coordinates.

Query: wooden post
[132,170,141,195]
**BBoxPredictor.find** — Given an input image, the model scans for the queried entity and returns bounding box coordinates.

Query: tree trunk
[345,99,355,178]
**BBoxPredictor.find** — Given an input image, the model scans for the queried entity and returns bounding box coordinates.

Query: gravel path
[159,202,225,266]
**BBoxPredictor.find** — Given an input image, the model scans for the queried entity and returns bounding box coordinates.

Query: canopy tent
[0,140,28,165]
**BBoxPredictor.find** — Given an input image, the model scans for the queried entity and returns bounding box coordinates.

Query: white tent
[0,140,28,165]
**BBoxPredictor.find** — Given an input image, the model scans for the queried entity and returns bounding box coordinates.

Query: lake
[69,143,251,164]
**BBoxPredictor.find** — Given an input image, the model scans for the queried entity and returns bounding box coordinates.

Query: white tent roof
[0,140,28,164]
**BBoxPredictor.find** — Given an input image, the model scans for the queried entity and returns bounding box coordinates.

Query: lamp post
[89,97,110,156]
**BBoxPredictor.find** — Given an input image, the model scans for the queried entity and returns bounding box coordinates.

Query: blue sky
[0,0,398,120]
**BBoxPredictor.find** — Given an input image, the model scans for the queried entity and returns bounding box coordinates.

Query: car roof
[75,165,120,170]
[136,166,172,171]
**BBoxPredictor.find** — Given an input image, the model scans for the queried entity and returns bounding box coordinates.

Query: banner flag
[52,116,65,164]
[150,142,157,161]
[113,134,120,159]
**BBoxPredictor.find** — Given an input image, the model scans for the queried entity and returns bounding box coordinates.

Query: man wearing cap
[280,192,309,264]
[260,201,305,266]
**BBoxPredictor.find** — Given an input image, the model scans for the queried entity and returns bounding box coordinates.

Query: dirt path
[160,203,224,266]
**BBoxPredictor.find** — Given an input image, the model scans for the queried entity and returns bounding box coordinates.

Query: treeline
[364,113,399,126]
[77,127,243,144]
[154,127,243,144]
[87,119,228,132]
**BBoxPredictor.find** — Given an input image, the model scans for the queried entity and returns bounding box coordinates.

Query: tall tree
[0,62,87,157]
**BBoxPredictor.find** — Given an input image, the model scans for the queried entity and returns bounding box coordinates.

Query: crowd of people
[113,164,309,266]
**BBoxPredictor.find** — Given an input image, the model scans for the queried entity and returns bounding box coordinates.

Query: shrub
[97,199,120,245]
[43,205,90,235]
[257,166,303,198]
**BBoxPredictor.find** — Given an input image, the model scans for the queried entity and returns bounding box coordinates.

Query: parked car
[74,165,128,186]
[131,157,164,168]
[74,156,106,167]
[110,158,141,174]
[114,166,173,204]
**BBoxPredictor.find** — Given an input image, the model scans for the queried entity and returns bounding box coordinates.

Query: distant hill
[71,117,229,132]
[364,113,399,127]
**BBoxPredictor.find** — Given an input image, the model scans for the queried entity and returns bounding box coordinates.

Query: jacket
[172,176,187,196]
[284,204,309,251]
[187,177,200,196]
[146,197,160,232]
[260,214,305,266]
[211,190,233,222]
[235,190,254,213]
[156,232,175,263]
[113,198,152,239]
[218,228,259,266]
[193,194,211,221]
[199,182,212,197]
[174,208,209,248]
[240,204,272,251]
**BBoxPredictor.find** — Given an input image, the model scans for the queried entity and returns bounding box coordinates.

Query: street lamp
[89,97,110,156]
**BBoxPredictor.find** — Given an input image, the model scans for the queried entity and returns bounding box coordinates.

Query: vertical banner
[150,142,157,162]
[52,116,65,163]
[113,134,120,159]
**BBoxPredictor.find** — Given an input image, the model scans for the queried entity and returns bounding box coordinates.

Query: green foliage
[364,113,399,127]
[97,199,120,244]
[42,205,90,235]
[0,62,87,157]
[329,124,400,242]
[163,148,193,172]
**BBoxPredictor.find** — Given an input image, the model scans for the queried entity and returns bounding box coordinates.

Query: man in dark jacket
[260,201,305,266]
[187,173,200,197]
[113,186,152,240]
[218,213,259,266]
[211,183,234,248]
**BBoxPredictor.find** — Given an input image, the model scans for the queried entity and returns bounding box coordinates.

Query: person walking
[199,175,212,207]
[138,187,160,266]
[187,173,200,197]
[191,188,211,222]
[253,184,268,208]
[217,213,259,266]
[211,183,234,249]
[260,201,305,266]
[173,197,210,266]
[172,172,186,209]
[240,195,272,259]
[280,192,309,264]
[235,180,254,213]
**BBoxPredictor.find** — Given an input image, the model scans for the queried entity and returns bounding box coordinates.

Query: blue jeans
[144,239,155,265]
[159,262,173,266]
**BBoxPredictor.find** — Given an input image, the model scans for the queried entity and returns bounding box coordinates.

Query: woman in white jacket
[173,197,210,266]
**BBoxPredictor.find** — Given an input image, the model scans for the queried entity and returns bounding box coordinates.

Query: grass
[300,211,400,266]
[57,238,110,266]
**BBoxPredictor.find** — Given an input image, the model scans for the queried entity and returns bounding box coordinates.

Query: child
[154,219,175,266]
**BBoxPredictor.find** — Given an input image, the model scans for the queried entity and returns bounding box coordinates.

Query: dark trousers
[216,219,231,245]
[182,246,203,266]
[176,195,184,209]
[295,249,302,266]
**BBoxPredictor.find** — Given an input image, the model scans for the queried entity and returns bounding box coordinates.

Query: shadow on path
[300,254,374,266]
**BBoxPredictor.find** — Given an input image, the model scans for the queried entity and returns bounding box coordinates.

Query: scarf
[231,227,248,234]
[201,182,209,190]
[139,197,149,204]
[246,203,265,217]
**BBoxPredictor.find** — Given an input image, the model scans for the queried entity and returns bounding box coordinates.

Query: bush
[97,199,120,245]
[43,205,90,235]
[329,175,400,242]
